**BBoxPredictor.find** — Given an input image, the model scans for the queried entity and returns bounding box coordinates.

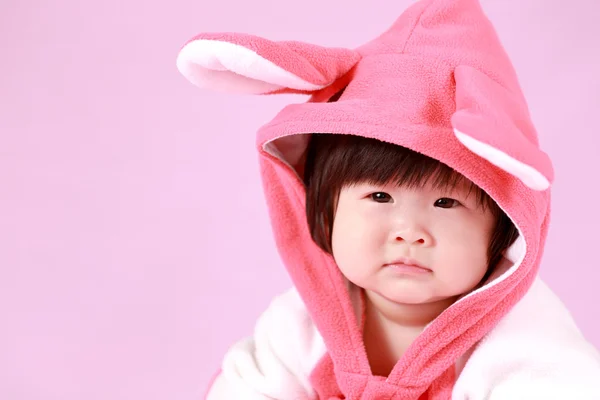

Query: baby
[303,134,519,377]
[176,0,600,398]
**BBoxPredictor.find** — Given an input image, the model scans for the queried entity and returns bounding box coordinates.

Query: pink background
[1,0,599,398]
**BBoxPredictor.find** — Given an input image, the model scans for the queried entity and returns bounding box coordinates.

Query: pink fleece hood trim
[177,0,553,398]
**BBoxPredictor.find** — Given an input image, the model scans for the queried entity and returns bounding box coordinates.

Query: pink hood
[177,0,554,398]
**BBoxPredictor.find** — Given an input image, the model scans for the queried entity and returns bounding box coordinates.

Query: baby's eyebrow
[437,180,476,197]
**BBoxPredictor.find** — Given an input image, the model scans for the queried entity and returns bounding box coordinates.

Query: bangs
[304,134,492,210]
[303,133,518,261]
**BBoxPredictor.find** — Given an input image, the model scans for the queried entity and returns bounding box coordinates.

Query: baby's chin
[375,289,450,306]
[363,288,461,326]
[367,280,467,307]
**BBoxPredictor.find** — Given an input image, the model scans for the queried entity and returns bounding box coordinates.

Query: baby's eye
[435,198,460,209]
[370,192,392,203]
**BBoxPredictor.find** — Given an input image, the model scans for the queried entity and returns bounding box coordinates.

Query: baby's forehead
[431,176,475,193]
[346,178,476,199]
[388,174,476,193]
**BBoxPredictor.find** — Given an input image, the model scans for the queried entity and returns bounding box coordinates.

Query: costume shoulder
[206,288,326,399]
[454,277,600,399]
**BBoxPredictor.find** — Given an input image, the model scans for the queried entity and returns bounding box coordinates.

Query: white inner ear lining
[454,129,550,191]
[177,39,328,91]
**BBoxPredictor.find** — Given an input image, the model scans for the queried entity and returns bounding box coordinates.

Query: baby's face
[331,179,495,306]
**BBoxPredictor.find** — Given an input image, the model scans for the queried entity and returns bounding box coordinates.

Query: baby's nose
[393,226,433,246]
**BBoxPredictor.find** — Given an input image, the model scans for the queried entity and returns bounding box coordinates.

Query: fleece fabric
[176,0,600,398]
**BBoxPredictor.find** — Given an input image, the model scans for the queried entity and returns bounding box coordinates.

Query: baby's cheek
[455,217,491,245]
[442,226,489,265]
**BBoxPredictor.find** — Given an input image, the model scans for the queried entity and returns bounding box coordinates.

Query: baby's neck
[362,290,458,377]
[365,290,457,327]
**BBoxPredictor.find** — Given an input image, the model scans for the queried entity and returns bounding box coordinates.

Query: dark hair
[302,133,519,274]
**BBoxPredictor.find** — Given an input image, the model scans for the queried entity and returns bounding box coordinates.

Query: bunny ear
[176,32,361,95]
[451,65,554,191]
